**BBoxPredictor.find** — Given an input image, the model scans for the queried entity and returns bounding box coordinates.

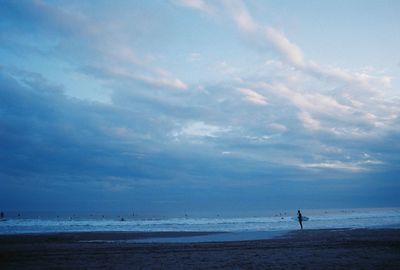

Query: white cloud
[90,64,188,90]
[244,135,272,142]
[220,1,305,68]
[237,87,268,105]
[304,62,392,90]
[259,82,350,115]
[299,159,383,172]
[255,80,399,137]
[298,111,320,130]
[138,75,188,90]
[172,121,231,138]
[207,0,392,94]
[222,0,258,33]
[300,161,364,172]
[264,26,304,67]
[269,123,288,132]
[175,0,215,14]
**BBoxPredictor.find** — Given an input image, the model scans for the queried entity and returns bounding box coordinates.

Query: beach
[1,229,399,269]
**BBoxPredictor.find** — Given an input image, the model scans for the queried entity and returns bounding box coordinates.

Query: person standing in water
[297,210,303,230]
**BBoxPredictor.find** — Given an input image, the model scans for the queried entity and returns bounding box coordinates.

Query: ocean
[1,208,399,235]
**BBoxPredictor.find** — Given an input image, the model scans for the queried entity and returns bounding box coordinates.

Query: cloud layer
[1,0,399,212]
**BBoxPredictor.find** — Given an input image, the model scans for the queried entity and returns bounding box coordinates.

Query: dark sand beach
[1,229,399,269]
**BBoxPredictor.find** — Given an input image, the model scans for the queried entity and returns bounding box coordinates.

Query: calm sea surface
[1,208,399,234]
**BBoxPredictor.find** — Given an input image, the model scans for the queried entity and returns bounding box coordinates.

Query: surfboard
[292,216,309,221]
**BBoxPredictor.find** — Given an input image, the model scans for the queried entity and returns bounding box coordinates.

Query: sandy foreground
[1,229,399,269]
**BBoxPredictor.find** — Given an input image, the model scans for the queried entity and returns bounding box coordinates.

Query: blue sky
[1,0,400,215]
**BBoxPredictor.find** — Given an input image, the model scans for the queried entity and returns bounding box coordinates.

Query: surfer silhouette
[297,210,303,229]
[0,212,3,219]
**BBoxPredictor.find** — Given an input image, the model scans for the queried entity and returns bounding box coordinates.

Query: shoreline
[1,228,400,269]
[0,230,290,244]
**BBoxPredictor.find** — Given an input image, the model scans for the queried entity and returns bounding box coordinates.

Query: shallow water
[130,230,289,243]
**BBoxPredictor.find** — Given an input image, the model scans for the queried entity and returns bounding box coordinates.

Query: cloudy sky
[1,0,400,215]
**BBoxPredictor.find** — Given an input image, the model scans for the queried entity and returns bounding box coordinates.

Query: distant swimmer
[297,210,303,230]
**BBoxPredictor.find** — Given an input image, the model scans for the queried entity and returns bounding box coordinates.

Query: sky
[1,0,400,216]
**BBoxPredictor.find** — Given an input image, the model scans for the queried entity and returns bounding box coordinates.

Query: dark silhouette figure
[297,210,303,230]
[0,212,3,219]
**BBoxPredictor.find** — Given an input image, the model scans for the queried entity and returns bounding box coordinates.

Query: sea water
[1,208,400,235]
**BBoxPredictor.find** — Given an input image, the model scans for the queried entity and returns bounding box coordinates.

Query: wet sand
[1,229,400,269]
